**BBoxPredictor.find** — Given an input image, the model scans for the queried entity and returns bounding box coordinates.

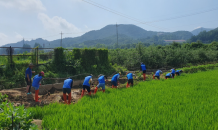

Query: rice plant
[29,69,218,130]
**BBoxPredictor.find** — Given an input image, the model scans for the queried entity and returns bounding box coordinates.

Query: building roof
[164,40,186,42]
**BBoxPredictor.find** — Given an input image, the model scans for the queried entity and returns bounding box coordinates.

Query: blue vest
[127,73,133,80]
[141,64,146,71]
[83,76,92,86]
[166,73,171,77]
[111,74,119,82]
[176,70,180,73]
[63,79,73,89]
[32,75,42,88]
[25,67,32,79]
[155,70,161,76]
[98,76,105,84]
[171,69,175,74]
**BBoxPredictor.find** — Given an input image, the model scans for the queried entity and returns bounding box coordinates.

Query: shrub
[196,65,206,71]
[0,96,37,129]
[0,93,8,103]
[205,64,215,69]
[190,66,199,73]
[43,71,58,84]
[183,67,191,73]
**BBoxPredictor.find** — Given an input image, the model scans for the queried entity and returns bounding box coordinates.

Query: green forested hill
[189,27,218,43]
[191,27,214,36]
[1,24,195,49]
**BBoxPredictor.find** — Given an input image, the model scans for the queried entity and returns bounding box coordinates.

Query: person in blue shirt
[126,72,136,88]
[111,72,121,89]
[171,68,176,78]
[165,73,172,79]
[81,74,93,98]
[94,74,107,94]
[153,70,162,80]
[63,77,73,104]
[175,70,183,76]
[25,63,35,95]
[32,71,44,102]
[140,62,146,81]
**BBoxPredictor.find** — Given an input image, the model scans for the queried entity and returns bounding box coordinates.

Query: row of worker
[25,63,183,103]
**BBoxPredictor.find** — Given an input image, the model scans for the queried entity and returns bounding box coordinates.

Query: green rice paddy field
[29,70,218,130]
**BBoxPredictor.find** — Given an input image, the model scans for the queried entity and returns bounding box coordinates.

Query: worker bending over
[111,72,121,89]
[165,73,172,79]
[25,63,35,94]
[153,70,162,80]
[175,70,183,76]
[94,74,107,94]
[62,77,73,104]
[32,71,44,102]
[171,68,176,78]
[126,72,136,88]
[140,62,146,81]
[81,74,93,98]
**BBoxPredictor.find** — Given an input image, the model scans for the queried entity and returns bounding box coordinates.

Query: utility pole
[23,38,24,46]
[116,23,119,48]
[60,31,63,47]
[60,32,72,47]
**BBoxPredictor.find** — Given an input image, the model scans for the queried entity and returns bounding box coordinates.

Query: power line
[81,0,170,31]
[81,0,218,31]
[24,31,90,40]
[25,34,60,40]
[86,0,218,23]
[144,8,218,24]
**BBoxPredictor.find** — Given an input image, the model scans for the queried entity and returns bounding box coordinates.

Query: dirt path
[0,88,83,107]
[0,85,102,108]
[0,71,169,108]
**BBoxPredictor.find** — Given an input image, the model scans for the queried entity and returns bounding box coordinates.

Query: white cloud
[0,33,8,39]
[38,13,80,34]
[194,26,202,29]
[84,25,89,29]
[0,0,46,12]
[0,32,24,46]
[15,32,23,39]
[0,32,9,46]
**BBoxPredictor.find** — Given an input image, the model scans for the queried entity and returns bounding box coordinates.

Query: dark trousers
[128,79,133,85]
[25,77,32,93]
[155,76,160,79]
[83,85,91,92]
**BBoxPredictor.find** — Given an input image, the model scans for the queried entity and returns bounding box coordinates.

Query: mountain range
[0,24,216,49]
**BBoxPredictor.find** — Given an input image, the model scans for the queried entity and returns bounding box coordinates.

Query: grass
[29,70,218,130]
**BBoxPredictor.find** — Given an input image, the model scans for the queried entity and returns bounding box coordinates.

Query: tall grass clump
[183,64,216,73]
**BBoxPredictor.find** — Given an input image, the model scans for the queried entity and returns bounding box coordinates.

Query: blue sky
[0,0,218,46]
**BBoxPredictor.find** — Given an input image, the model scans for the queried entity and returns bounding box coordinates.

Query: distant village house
[164,40,186,43]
